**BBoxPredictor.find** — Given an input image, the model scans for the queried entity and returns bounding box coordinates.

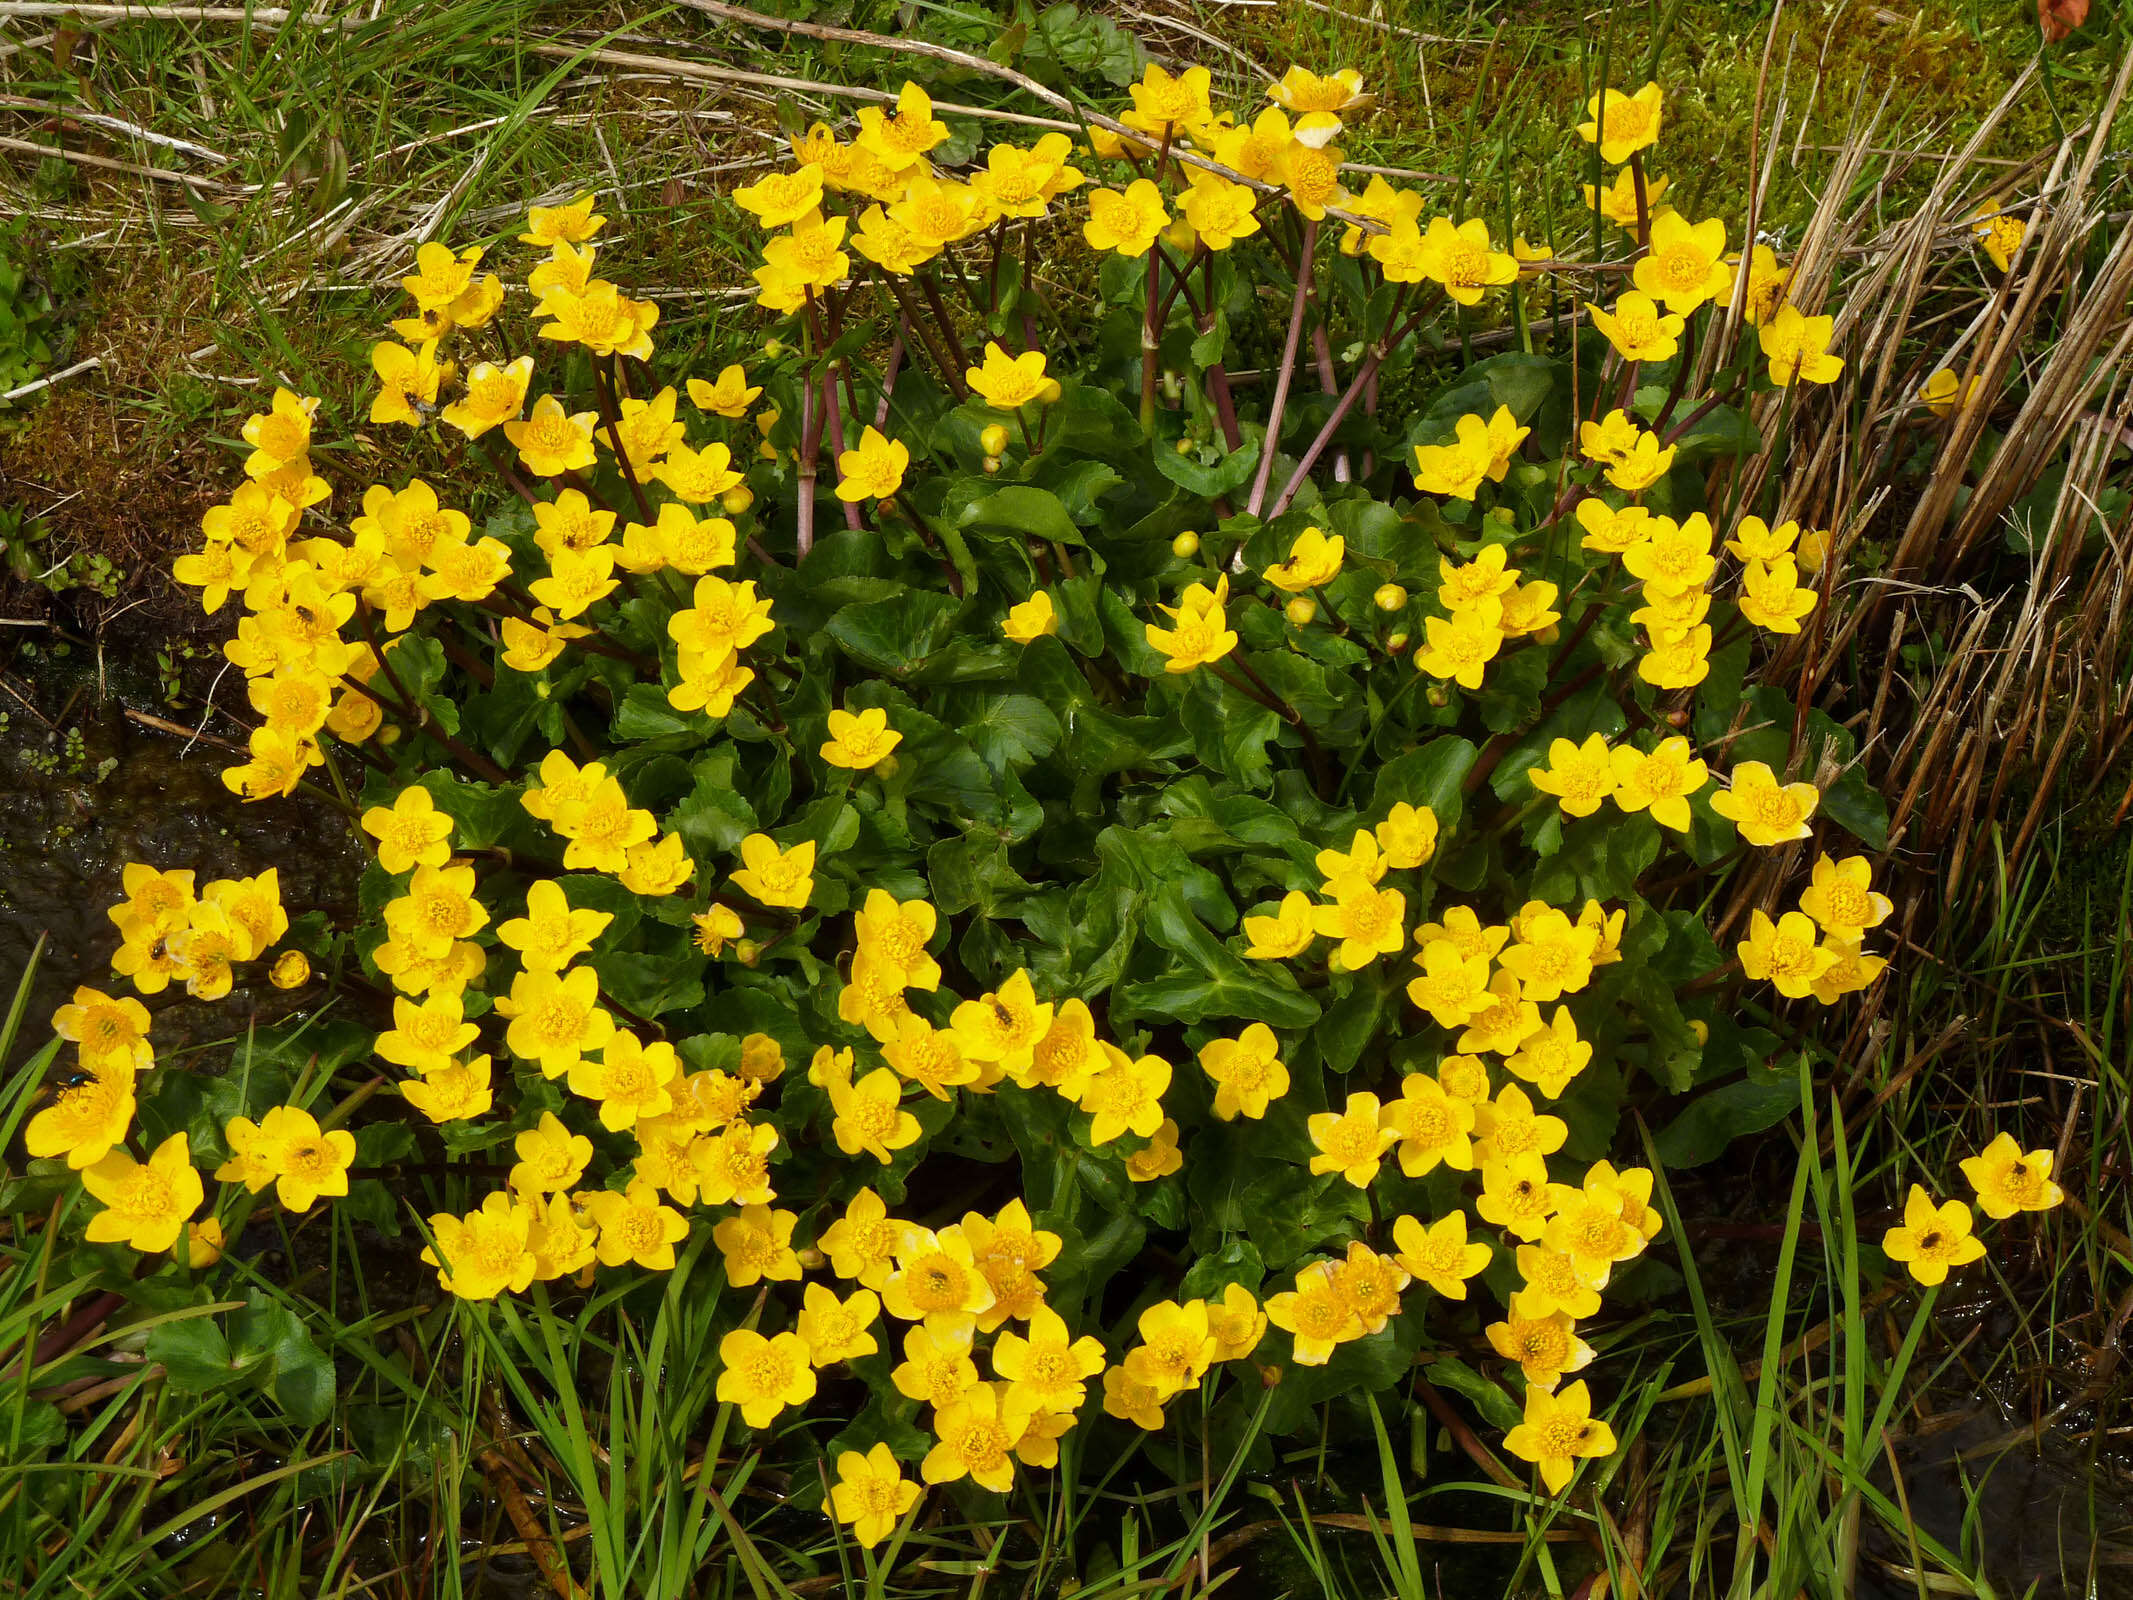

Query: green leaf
[1425,1355,1523,1432]
[1655,1060,1803,1168]
[147,1315,238,1395]
[827,591,972,678]
[1371,735,1479,831]
[960,485,1085,549]
[1153,432,1260,498]
[612,681,703,743]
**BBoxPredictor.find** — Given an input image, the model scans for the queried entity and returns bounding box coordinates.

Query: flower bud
[983,456,1002,474]
[1689,1019,1710,1045]
[1039,378,1062,404]
[1536,623,1561,645]
[762,337,785,358]
[1172,531,1200,559]
[1285,596,1318,626]
[1374,583,1407,613]
[980,424,1009,456]
[1174,437,1194,455]
[269,950,310,989]
[721,485,754,515]
[1386,631,1410,653]
[1425,684,1450,707]
[185,1217,224,1270]
[872,754,900,782]
[735,940,761,968]
[379,725,403,746]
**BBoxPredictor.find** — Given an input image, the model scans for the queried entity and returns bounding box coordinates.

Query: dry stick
[1246,216,1315,518]
[884,277,963,400]
[804,297,862,533]
[1140,129,1176,428]
[795,353,821,561]
[590,356,655,524]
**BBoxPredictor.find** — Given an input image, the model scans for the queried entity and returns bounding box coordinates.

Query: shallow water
[0,634,362,1056]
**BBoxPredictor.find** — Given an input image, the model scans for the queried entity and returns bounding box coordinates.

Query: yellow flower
[423,1190,537,1300]
[707,1203,800,1290]
[1739,558,1818,634]
[716,1328,818,1427]
[669,574,773,659]
[1126,1120,1183,1181]
[924,1383,1032,1493]
[1124,61,1213,137]
[1605,431,1677,494]
[1312,875,1405,971]
[1243,890,1316,959]
[1306,1090,1399,1187]
[1279,139,1346,222]
[82,1131,200,1253]
[1198,1022,1290,1121]
[1267,65,1365,115]
[1205,1283,1267,1361]
[1325,1247,1417,1328]
[969,135,1083,221]
[1506,1008,1594,1099]
[509,1112,593,1196]
[569,1031,681,1131]
[1920,366,1984,417]
[1797,854,1893,939]
[1146,575,1237,672]
[525,1191,597,1281]
[1179,173,1260,251]
[1458,970,1541,1057]
[496,965,616,1079]
[52,986,153,1073]
[822,706,902,768]
[1264,1260,1364,1365]
[1880,1185,1986,1285]
[1576,498,1653,555]
[1959,1133,2065,1220]
[819,1189,909,1289]
[836,425,910,502]
[360,785,454,875]
[584,1177,690,1271]
[1082,179,1169,256]
[1418,216,1519,305]
[950,969,1053,1080]
[185,1215,225,1268]
[730,833,815,910]
[1488,1305,1595,1390]
[1970,204,2026,273]
[1759,305,1844,386]
[1124,1299,1218,1398]
[1263,526,1344,593]
[1587,291,1684,363]
[1436,1052,1493,1105]
[732,164,826,229]
[252,1105,354,1214]
[268,950,310,989]
[1730,242,1791,325]
[883,1226,996,1326]
[892,1317,981,1410]
[652,439,745,504]
[1102,1363,1169,1428]
[1505,1378,1616,1493]
[1577,81,1663,164]
[1375,802,1438,869]
[1391,1211,1492,1299]
[239,388,318,477]
[1633,211,1732,314]
[1076,1044,1171,1145]
[1711,760,1819,846]
[1584,166,1669,228]
[400,1052,494,1124]
[856,80,950,171]
[1385,1071,1476,1177]
[535,279,659,360]
[1608,737,1708,832]
[1736,909,1840,998]
[1413,410,1523,501]
[1527,734,1616,818]
[688,363,763,419]
[1415,611,1502,690]
[521,192,605,246]
[1003,592,1058,643]
[1477,1153,1557,1240]
[1405,938,1495,1029]
[830,1443,921,1548]
[1579,409,1641,466]
[854,889,941,993]
[965,342,1050,410]
[1498,910,1600,1004]
[996,1304,1106,1412]
[505,394,599,478]
[497,880,613,976]
[1024,1000,1099,1095]
[831,1068,924,1164]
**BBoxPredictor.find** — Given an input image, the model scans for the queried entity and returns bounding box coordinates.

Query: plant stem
[1248,216,1315,518]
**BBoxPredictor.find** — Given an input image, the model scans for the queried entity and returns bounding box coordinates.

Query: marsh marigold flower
[836,426,909,502]
[1959,1133,2065,1219]
[717,1328,818,1426]
[1003,592,1058,643]
[821,706,902,769]
[1588,291,1684,363]
[830,1444,920,1548]
[1577,81,1663,164]
[1759,305,1844,386]
[1880,1185,1985,1285]
[1505,1378,1616,1493]
[1392,1211,1492,1298]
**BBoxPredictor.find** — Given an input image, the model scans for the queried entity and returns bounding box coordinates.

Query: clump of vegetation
[7,7,2126,1594]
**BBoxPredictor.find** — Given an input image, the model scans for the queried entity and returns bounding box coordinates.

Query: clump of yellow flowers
[31,47,2058,1554]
